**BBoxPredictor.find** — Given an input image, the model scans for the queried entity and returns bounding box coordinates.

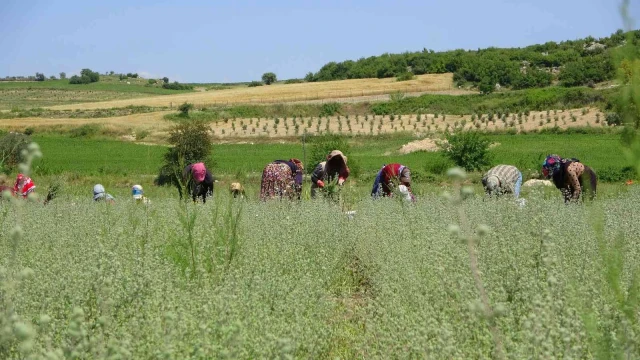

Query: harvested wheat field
[48,73,464,110]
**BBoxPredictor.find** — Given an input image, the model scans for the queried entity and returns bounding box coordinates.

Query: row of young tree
[304,29,637,92]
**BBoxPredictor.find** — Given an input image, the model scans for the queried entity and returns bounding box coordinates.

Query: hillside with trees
[305,29,637,93]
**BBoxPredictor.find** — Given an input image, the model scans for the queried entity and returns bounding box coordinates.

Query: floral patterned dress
[260,162,301,200]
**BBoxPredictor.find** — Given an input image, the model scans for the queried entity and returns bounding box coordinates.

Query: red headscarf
[14,174,36,198]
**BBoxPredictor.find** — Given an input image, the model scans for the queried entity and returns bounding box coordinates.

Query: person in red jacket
[371,163,415,201]
[13,173,36,199]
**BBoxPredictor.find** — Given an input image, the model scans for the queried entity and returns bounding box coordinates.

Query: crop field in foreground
[1,187,639,358]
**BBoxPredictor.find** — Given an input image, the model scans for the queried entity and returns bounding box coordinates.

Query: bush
[162,77,169,84]
[59,72,66,80]
[441,131,492,171]
[396,72,415,81]
[262,72,277,85]
[606,112,622,126]
[35,73,45,81]
[0,132,31,171]
[69,69,99,85]
[162,82,194,90]
[284,78,304,84]
[319,103,341,117]
[155,120,212,187]
[248,81,263,87]
[596,166,637,182]
[69,124,101,138]
[148,79,157,85]
[178,102,194,116]
[308,134,350,169]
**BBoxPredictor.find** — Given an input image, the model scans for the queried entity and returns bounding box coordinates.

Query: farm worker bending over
[542,154,597,202]
[93,184,115,204]
[482,165,523,199]
[371,163,415,201]
[311,150,350,198]
[132,184,150,204]
[260,158,304,201]
[14,173,36,199]
[182,162,215,203]
[230,182,245,199]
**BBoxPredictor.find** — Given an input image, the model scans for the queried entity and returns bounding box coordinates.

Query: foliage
[156,120,212,186]
[162,82,194,90]
[247,81,263,87]
[441,131,492,171]
[178,102,194,116]
[0,132,31,171]
[147,79,157,85]
[284,78,304,84]
[308,133,351,168]
[162,77,169,84]
[319,102,341,117]
[58,72,66,80]
[69,124,101,138]
[261,72,277,85]
[306,29,635,90]
[34,73,45,82]
[68,69,99,85]
[396,72,414,81]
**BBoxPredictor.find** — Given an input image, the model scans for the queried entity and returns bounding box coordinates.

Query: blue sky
[0,0,637,83]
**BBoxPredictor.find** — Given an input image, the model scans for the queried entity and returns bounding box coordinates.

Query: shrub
[248,81,263,87]
[396,72,415,81]
[155,120,212,187]
[178,102,194,116]
[284,78,304,84]
[261,72,277,85]
[162,77,169,84]
[162,82,194,90]
[606,112,622,126]
[0,132,31,171]
[389,91,406,102]
[441,131,492,171]
[69,124,101,138]
[148,79,157,85]
[319,103,341,117]
[35,72,45,81]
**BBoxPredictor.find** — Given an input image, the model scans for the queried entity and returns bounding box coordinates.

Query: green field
[31,133,629,178]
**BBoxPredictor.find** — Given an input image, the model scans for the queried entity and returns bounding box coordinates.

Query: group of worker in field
[0,150,597,205]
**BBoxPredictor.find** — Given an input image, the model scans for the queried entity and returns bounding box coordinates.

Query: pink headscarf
[14,173,36,198]
[191,163,206,183]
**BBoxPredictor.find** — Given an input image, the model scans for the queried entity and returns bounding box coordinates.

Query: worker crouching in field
[311,150,350,198]
[542,154,597,202]
[132,184,151,204]
[259,159,304,200]
[371,163,415,201]
[181,162,215,203]
[230,182,245,199]
[93,184,115,204]
[482,165,523,199]
[14,174,36,199]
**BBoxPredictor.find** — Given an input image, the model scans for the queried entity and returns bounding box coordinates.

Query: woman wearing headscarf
[181,162,215,203]
[14,173,36,199]
[310,150,350,198]
[371,163,415,201]
[259,158,304,200]
[93,184,115,204]
[542,154,597,202]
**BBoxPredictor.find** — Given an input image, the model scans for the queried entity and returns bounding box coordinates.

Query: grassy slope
[0,78,194,110]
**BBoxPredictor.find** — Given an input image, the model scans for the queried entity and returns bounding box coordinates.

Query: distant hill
[306,29,638,93]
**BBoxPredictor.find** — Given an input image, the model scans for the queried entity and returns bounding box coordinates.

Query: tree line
[304,29,637,93]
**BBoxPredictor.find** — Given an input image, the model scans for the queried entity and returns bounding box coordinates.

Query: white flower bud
[446,167,466,180]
